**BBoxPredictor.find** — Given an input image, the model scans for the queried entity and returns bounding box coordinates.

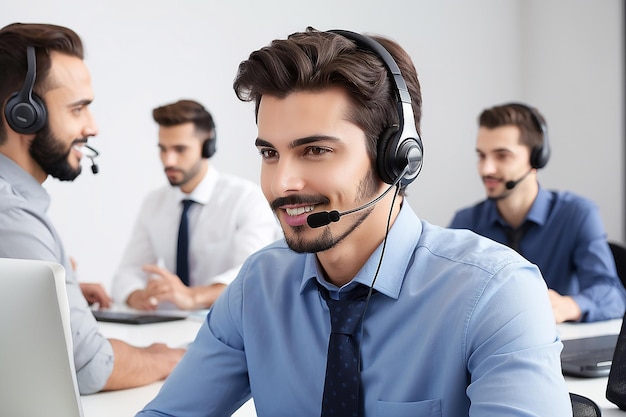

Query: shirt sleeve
[465,261,572,416]
[111,202,158,304]
[204,182,280,287]
[569,202,626,322]
[0,205,113,394]
[224,185,280,278]
[136,273,251,416]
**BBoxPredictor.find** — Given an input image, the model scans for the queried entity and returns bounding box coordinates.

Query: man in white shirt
[112,99,278,310]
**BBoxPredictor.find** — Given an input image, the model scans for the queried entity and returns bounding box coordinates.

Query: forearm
[189,283,226,309]
[102,339,183,391]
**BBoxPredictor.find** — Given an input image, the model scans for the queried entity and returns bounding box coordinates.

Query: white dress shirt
[111,166,280,306]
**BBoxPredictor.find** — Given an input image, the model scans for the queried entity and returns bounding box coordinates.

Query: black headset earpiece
[201,133,217,159]
[507,102,550,169]
[328,30,423,187]
[4,46,47,134]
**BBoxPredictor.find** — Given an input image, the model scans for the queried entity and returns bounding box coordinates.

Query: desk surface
[82,315,625,417]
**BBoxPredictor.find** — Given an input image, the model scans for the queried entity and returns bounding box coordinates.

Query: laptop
[561,333,619,377]
[0,258,83,417]
[92,309,187,325]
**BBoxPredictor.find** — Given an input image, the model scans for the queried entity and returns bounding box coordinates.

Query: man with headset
[111,99,278,310]
[449,102,625,323]
[137,28,570,416]
[0,22,185,394]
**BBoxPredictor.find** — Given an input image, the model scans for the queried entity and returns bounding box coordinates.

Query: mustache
[270,195,330,211]
[72,137,88,146]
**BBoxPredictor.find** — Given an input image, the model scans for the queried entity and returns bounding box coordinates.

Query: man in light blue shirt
[138,28,571,416]
[449,102,625,323]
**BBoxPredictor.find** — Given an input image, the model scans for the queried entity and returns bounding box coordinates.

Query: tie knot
[317,282,370,336]
[181,199,194,211]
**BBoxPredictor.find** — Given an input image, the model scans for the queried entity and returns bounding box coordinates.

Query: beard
[487,189,512,201]
[29,124,82,181]
[165,158,203,187]
[276,168,380,254]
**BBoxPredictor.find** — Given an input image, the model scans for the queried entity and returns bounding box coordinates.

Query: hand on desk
[80,283,112,309]
[70,256,112,308]
[548,289,582,323]
[126,263,225,311]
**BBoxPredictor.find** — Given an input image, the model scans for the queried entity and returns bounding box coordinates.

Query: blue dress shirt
[449,186,626,322]
[137,202,571,417]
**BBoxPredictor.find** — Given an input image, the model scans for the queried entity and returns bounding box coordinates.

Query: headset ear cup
[376,126,399,185]
[530,146,542,169]
[5,46,47,135]
[4,92,47,135]
[530,142,549,169]
[202,137,216,158]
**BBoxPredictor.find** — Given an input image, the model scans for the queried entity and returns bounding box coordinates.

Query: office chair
[570,392,601,417]
[607,311,626,410]
[609,241,626,289]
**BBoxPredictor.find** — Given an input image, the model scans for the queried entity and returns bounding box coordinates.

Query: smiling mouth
[285,205,315,216]
[483,177,502,185]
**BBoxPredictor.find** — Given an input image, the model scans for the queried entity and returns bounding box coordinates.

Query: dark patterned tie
[317,282,371,417]
[176,199,194,286]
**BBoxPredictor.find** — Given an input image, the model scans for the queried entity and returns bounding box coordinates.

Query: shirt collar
[525,186,552,226]
[173,165,218,205]
[487,185,551,227]
[0,153,50,212]
[300,201,422,300]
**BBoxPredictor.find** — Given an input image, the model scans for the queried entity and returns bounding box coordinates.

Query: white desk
[81,315,625,416]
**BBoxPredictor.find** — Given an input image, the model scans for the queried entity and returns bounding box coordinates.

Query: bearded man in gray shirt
[0,22,185,394]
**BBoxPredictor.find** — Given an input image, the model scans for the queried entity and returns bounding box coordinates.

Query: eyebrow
[255,135,341,149]
[68,99,93,108]
[476,147,512,154]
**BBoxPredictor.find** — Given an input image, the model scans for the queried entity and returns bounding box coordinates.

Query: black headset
[328,30,423,188]
[4,46,47,134]
[201,134,216,159]
[506,102,550,169]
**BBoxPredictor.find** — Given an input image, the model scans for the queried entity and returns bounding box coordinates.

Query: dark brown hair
[152,99,215,139]
[233,27,421,165]
[478,103,546,151]
[0,23,84,143]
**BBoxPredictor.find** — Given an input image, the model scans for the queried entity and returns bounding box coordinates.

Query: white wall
[2,0,622,291]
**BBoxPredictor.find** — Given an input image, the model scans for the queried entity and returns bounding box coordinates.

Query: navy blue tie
[176,199,194,286]
[317,282,370,417]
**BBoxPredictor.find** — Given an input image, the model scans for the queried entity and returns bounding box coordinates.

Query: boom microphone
[306,167,407,228]
[75,144,100,174]
[505,168,532,190]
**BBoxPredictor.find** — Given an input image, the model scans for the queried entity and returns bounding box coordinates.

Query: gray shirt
[0,153,113,394]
